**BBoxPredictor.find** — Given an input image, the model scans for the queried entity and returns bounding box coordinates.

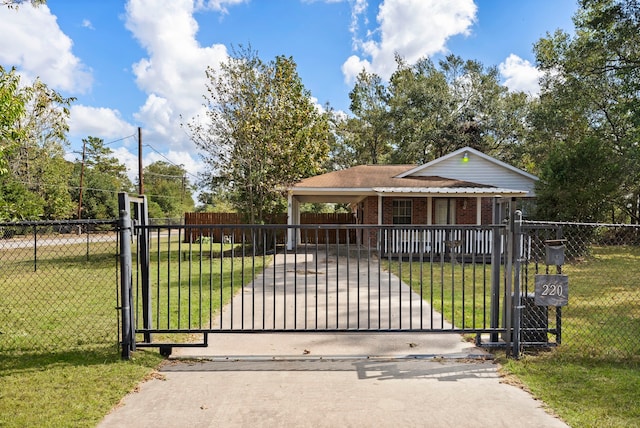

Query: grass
[502,353,639,428]
[2,233,638,427]
[0,346,163,428]
[387,245,640,428]
[0,233,267,427]
[136,236,270,341]
[384,255,499,330]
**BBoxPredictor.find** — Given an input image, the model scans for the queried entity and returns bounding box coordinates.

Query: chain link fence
[1,218,638,360]
[522,221,640,360]
[0,220,120,354]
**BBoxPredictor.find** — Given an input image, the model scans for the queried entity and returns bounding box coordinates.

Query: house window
[393,200,412,224]
[434,198,456,225]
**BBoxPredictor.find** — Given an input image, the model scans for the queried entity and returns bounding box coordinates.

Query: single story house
[286,146,537,252]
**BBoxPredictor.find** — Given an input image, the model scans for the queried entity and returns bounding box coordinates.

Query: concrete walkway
[98,252,568,428]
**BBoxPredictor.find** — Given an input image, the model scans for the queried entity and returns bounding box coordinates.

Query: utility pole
[77,138,87,221]
[138,127,144,195]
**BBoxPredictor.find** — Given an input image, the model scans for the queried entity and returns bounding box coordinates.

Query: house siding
[412,152,536,196]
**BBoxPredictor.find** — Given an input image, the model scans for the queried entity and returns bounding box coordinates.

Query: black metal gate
[118,194,562,359]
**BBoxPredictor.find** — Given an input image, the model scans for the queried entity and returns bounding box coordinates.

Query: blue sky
[0,0,577,182]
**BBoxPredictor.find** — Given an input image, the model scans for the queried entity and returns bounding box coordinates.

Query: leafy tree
[532,0,640,222]
[69,136,133,219]
[189,46,330,223]
[195,191,235,213]
[0,177,43,220]
[0,66,26,177]
[534,137,621,221]
[344,70,392,165]
[385,54,530,164]
[1,76,75,220]
[2,0,46,9]
[142,161,194,219]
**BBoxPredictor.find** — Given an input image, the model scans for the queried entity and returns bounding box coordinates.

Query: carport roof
[290,165,527,203]
[291,165,486,189]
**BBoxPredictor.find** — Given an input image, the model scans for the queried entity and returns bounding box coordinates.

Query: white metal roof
[372,187,528,196]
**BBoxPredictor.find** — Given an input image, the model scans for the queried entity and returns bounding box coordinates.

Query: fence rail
[183,212,355,243]
[0,220,119,354]
[1,218,638,361]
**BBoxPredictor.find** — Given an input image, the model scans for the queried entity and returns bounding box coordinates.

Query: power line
[104,134,136,146]
[143,142,200,181]
[11,178,190,202]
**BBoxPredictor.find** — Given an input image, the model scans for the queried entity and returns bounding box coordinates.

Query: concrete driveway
[98,251,568,428]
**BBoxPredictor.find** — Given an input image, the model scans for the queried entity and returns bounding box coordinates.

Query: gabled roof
[398,146,538,182]
[290,147,536,203]
[292,165,488,189]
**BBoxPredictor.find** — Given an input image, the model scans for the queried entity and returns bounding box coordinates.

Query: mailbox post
[533,239,568,346]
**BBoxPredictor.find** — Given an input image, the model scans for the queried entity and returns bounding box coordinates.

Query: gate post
[118,192,135,360]
[133,195,152,344]
[511,210,523,359]
[503,198,516,354]
[490,197,502,342]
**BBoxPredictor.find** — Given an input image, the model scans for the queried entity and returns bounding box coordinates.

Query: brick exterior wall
[481,197,493,224]
[359,195,494,247]
[455,198,474,224]
[360,196,494,226]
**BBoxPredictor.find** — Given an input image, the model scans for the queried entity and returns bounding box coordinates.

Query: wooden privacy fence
[183,212,356,244]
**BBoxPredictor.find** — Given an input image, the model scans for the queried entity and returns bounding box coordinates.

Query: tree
[534,137,621,221]
[2,0,46,9]
[142,161,194,219]
[344,70,392,165]
[195,191,235,213]
[385,55,530,164]
[0,66,26,177]
[532,0,640,222]
[69,136,133,219]
[0,75,75,220]
[189,46,330,223]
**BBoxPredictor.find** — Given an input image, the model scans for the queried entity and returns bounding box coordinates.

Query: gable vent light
[462,152,469,163]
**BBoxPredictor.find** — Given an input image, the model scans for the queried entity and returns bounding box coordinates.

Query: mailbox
[545,239,566,266]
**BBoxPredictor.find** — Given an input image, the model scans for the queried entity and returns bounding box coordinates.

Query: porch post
[377,194,383,253]
[427,197,432,225]
[476,196,482,225]
[287,192,297,250]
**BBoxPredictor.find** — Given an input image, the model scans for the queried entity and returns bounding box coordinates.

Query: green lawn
[135,236,270,341]
[501,246,640,428]
[388,246,640,428]
[0,234,266,427]
[2,235,638,427]
[384,255,500,330]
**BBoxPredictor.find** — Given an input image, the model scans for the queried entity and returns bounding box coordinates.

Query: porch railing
[381,226,532,260]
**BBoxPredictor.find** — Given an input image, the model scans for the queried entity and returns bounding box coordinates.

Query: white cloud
[69,105,137,140]
[111,147,140,183]
[341,55,371,83]
[196,0,248,14]
[343,0,476,84]
[81,19,94,30]
[125,0,229,152]
[0,5,93,94]
[112,145,204,185]
[146,149,204,177]
[498,54,542,95]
